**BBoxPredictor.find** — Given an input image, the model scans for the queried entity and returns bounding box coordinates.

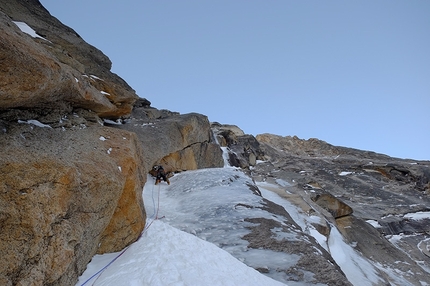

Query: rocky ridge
[214,129,430,285]
[0,0,136,117]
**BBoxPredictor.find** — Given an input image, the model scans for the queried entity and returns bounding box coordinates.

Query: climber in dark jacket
[154,165,170,185]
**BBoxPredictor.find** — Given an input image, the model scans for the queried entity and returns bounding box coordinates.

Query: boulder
[311,193,353,219]
[211,122,245,137]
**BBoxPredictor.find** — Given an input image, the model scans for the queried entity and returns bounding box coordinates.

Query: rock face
[0,121,146,285]
[2,1,430,285]
[0,110,222,286]
[0,0,137,118]
[119,103,224,172]
[212,122,264,169]
[242,199,352,286]
[0,1,224,285]
[216,129,430,285]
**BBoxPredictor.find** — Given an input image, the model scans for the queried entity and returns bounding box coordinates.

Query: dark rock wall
[257,133,430,285]
[213,125,430,285]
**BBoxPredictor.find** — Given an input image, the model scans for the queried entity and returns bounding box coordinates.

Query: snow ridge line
[80,181,161,286]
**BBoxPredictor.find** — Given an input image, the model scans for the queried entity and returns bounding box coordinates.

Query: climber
[154,165,170,185]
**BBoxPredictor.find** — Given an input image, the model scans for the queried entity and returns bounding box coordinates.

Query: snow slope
[76,220,285,286]
[77,165,425,285]
[76,169,286,286]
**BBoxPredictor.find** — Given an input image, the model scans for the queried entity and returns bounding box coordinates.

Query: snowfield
[77,219,284,286]
[77,169,285,286]
[77,166,429,286]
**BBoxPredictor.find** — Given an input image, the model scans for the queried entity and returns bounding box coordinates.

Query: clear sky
[40,1,430,160]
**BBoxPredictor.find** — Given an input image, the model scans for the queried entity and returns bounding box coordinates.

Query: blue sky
[40,1,430,160]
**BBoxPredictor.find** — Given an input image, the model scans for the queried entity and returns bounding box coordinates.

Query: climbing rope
[80,180,162,286]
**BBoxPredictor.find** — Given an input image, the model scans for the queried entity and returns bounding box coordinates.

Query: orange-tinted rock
[120,112,224,173]
[0,4,138,118]
[0,123,146,285]
[312,193,353,219]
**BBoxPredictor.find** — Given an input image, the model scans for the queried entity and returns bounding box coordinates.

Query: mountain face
[213,128,430,285]
[0,1,429,285]
[0,1,221,285]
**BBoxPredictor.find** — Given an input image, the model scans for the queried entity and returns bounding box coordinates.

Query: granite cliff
[1,1,429,285]
[0,1,221,285]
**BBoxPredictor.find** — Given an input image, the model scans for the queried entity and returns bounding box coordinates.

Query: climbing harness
[80,180,162,286]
